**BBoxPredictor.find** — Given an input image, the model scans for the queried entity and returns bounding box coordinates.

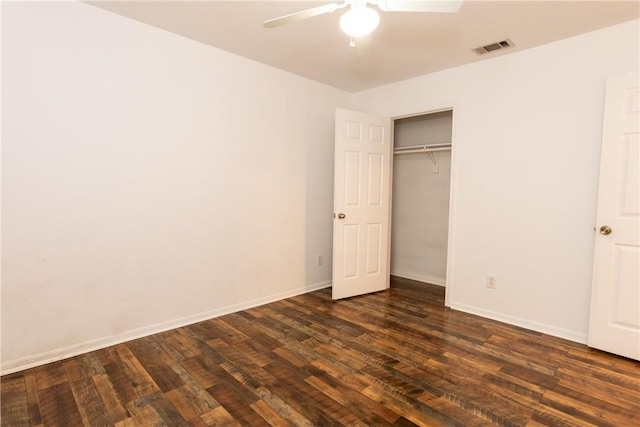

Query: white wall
[354,20,640,343]
[391,112,452,285]
[1,1,349,373]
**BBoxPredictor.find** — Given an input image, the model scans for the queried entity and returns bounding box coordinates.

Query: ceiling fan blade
[264,2,343,28]
[377,0,463,13]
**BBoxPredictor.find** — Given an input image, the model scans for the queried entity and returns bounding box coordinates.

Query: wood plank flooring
[2,277,639,426]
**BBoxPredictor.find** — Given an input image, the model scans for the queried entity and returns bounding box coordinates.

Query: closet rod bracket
[427,151,439,173]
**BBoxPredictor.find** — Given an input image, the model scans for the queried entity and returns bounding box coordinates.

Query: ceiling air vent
[473,39,514,55]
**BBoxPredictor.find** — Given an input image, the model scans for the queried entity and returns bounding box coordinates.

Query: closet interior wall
[391,111,452,286]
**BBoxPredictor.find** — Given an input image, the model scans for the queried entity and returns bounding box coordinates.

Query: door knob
[599,225,612,235]
[337,213,346,219]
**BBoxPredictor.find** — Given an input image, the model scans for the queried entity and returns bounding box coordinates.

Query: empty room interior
[2,1,639,425]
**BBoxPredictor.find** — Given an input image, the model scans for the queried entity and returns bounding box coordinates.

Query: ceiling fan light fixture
[339,6,380,37]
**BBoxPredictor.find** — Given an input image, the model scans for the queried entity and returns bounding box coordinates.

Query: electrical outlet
[316,255,323,267]
[487,274,497,289]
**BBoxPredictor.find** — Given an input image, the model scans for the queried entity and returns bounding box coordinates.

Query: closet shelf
[393,143,452,155]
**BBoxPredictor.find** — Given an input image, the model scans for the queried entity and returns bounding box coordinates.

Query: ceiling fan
[264,0,464,38]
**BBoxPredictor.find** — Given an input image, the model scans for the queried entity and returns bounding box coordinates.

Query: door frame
[389,105,458,307]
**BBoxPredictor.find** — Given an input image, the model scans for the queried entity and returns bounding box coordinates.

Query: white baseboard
[449,301,588,344]
[390,271,445,287]
[1,280,332,376]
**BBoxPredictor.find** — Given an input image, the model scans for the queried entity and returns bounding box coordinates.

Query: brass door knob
[599,225,612,235]
[337,213,346,219]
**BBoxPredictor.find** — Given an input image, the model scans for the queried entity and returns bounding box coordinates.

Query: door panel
[333,108,391,299]
[342,224,359,279]
[368,153,383,206]
[365,223,382,275]
[588,70,640,360]
[611,245,639,326]
[344,151,361,206]
[621,135,639,214]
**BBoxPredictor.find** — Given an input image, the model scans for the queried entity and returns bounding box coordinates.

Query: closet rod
[393,143,451,155]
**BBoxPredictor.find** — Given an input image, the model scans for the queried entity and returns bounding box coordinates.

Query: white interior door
[588,70,640,360]
[332,108,392,299]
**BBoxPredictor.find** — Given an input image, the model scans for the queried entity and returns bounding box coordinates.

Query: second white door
[588,70,640,360]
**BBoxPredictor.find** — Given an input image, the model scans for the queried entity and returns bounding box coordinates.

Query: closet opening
[391,109,453,289]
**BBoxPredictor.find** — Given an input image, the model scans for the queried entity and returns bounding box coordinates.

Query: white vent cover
[473,39,514,55]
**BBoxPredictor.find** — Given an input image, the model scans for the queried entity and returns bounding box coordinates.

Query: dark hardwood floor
[2,277,639,426]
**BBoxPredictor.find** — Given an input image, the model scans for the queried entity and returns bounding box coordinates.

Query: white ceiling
[88,0,639,92]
